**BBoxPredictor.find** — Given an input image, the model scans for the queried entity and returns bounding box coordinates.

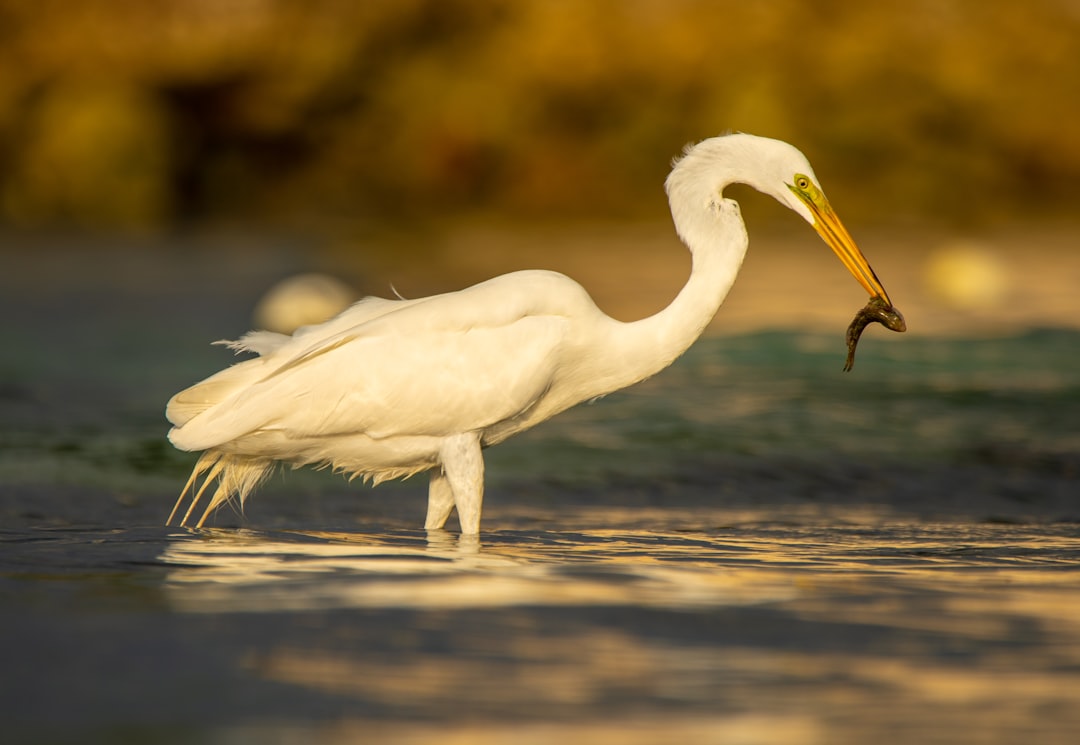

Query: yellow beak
[790,181,892,305]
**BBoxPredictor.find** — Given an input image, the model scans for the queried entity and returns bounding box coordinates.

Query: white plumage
[166,133,894,533]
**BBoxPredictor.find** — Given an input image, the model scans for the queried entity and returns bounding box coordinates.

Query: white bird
[166,133,895,533]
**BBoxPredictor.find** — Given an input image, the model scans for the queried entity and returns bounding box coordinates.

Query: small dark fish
[844,297,906,371]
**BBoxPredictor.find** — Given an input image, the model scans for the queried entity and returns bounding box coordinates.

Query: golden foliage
[0,0,1076,229]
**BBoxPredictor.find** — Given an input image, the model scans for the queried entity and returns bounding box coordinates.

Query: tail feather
[181,457,227,526]
[167,451,275,527]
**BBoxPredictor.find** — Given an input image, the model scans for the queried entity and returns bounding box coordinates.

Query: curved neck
[575,134,806,401]
[596,196,749,393]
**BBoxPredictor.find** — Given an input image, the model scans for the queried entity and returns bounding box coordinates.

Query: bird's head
[669,133,893,305]
[782,161,892,305]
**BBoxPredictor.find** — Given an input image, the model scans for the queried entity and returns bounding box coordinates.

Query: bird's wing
[168,271,592,452]
[166,295,415,427]
[291,295,415,343]
[165,357,268,428]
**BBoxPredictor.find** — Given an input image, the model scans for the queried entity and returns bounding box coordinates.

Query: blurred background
[1,0,1078,450]
[0,0,1077,232]
[1,0,1077,337]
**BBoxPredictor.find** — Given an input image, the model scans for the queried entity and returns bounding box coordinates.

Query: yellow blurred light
[923,241,1010,311]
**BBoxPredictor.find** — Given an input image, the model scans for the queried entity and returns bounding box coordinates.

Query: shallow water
[2,238,1079,743]
[4,521,1080,744]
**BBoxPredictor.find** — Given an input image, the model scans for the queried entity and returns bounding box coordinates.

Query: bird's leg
[425,470,455,530]
[438,432,484,534]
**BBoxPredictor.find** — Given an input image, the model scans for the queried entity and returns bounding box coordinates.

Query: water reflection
[160,526,802,613]
[160,523,1080,618]
[156,522,1080,743]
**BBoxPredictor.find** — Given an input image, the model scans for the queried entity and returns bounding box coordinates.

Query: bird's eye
[794,175,810,190]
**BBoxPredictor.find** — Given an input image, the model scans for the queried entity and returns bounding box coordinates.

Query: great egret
[166,133,897,533]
